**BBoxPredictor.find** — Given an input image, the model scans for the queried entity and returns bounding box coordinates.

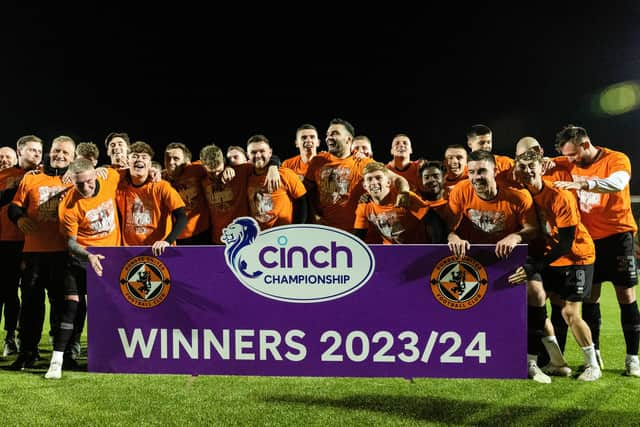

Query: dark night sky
[3,4,640,189]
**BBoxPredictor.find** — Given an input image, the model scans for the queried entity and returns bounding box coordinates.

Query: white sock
[51,350,64,364]
[542,336,566,366]
[582,344,598,368]
[527,354,538,365]
[626,354,639,364]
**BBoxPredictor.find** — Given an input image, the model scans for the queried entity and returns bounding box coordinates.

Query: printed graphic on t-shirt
[319,166,351,205]
[468,209,506,234]
[130,196,152,235]
[174,181,199,210]
[369,211,404,243]
[572,174,601,213]
[2,175,21,190]
[249,187,274,223]
[38,186,68,222]
[211,185,234,212]
[86,199,116,236]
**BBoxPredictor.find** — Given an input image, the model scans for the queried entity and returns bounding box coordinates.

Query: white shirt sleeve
[586,170,630,193]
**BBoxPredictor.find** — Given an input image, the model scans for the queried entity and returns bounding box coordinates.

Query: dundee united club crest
[430,255,488,310]
[120,256,171,308]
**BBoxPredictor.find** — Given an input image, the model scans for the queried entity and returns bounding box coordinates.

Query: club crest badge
[430,255,488,310]
[120,256,171,308]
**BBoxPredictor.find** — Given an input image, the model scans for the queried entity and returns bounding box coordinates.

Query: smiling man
[104,132,130,169]
[386,134,421,192]
[116,142,186,255]
[246,135,307,229]
[8,136,75,371]
[446,149,541,381]
[353,162,444,244]
[282,124,320,181]
[163,142,211,245]
[553,124,640,377]
[304,118,409,231]
[45,158,121,379]
[510,149,600,381]
[0,147,17,170]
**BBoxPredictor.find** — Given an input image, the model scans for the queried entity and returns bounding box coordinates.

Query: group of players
[0,119,637,383]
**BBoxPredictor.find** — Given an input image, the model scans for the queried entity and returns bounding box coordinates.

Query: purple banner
[88,228,526,379]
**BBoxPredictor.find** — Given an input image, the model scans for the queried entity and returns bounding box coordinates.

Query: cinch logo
[430,255,488,310]
[120,256,171,308]
[221,217,375,303]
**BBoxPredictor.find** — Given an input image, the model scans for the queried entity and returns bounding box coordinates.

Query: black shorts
[543,264,594,302]
[524,256,543,282]
[593,232,638,288]
[63,257,87,297]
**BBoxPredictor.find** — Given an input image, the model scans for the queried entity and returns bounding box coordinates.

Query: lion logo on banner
[221,217,263,279]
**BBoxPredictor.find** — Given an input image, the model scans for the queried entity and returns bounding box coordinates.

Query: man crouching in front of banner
[46,158,122,379]
[445,150,554,383]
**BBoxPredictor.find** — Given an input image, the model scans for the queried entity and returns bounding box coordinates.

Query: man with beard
[304,118,409,231]
[283,124,320,181]
[246,135,307,229]
[446,150,543,382]
[163,142,211,245]
[0,136,42,357]
[0,147,17,170]
[554,124,639,377]
[8,136,75,370]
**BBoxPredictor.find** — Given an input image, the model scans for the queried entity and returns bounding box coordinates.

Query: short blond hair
[363,161,389,177]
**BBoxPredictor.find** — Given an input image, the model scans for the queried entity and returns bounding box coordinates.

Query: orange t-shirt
[167,163,211,239]
[58,168,121,247]
[532,181,595,266]
[0,166,27,241]
[561,147,637,239]
[282,155,311,181]
[204,164,253,244]
[247,167,307,229]
[116,176,186,246]
[386,161,421,192]
[493,154,516,186]
[305,151,372,231]
[11,172,73,252]
[448,180,537,243]
[354,191,432,244]
[443,172,468,200]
